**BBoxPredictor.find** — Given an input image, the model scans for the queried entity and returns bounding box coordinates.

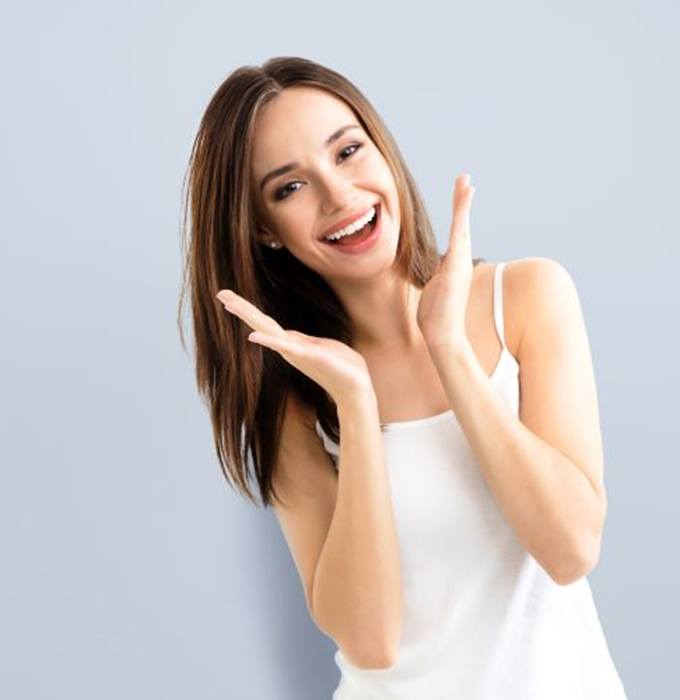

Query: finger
[452,174,469,213]
[451,176,474,232]
[216,290,285,336]
[459,185,475,231]
[247,330,301,356]
[454,172,470,203]
[287,329,319,344]
[443,179,475,262]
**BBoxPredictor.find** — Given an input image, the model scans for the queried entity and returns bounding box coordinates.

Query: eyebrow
[258,123,363,192]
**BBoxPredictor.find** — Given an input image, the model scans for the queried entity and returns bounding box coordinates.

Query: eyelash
[273,143,364,201]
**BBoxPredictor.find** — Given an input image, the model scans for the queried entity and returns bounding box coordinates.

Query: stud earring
[268,241,282,249]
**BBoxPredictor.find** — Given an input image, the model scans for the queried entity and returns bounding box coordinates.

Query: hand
[216,289,375,407]
[416,173,476,351]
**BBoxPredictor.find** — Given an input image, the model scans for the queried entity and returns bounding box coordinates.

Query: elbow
[350,643,398,670]
[374,639,399,669]
[550,559,591,586]
[549,536,602,586]
[312,609,400,670]
[340,629,400,670]
[317,627,397,670]
[549,497,606,586]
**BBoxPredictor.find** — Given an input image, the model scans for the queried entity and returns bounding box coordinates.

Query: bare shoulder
[281,390,317,435]
[468,259,524,359]
[500,256,606,511]
[502,256,581,358]
[274,392,335,491]
[503,255,574,291]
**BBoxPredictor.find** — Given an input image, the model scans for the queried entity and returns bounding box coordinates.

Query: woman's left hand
[416,173,476,351]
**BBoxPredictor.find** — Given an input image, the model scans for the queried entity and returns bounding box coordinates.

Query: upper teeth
[325,206,377,241]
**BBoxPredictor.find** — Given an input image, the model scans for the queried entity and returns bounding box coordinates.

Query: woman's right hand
[216,289,375,407]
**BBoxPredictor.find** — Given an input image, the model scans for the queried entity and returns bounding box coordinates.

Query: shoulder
[504,256,575,287]
[273,392,337,495]
[281,390,317,436]
[503,256,583,357]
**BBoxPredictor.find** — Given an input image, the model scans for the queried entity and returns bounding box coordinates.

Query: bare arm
[312,390,403,669]
[427,258,606,585]
[215,288,403,667]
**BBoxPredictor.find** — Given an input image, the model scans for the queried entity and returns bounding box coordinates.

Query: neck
[329,269,426,356]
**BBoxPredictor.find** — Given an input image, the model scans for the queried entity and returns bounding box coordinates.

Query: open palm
[416,173,476,351]
[216,290,374,405]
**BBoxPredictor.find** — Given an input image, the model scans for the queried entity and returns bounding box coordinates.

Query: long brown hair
[177,56,483,508]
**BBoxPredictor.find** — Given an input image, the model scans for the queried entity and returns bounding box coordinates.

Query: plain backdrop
[1,1,677,698]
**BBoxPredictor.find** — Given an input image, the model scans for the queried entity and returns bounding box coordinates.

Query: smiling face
[249,86,401,279]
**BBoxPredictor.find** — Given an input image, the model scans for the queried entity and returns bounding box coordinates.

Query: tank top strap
[493,261,508,351]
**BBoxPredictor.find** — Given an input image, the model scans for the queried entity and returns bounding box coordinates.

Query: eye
[273,181,302,201]
[338,142,362,161]
[272,142,364,201]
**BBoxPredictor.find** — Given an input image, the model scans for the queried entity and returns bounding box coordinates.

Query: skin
[218,86,608,586]
[248,85,423,354]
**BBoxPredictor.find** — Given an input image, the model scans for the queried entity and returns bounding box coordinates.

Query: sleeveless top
[314,262,628,699]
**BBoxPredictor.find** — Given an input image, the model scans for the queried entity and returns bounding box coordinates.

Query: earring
[268,241,282,249]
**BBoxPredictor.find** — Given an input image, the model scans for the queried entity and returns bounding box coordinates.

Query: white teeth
[324,206,377,241]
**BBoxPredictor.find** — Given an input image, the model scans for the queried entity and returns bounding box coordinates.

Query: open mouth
[321,203,380,247]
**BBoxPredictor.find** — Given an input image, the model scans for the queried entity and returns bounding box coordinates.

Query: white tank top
[315,262,628,699]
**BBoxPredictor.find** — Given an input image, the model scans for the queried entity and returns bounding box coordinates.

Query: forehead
[250,87,359,174]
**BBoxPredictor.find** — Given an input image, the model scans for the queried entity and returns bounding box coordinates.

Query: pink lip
[318,202,378,240]
[322,203,383,255]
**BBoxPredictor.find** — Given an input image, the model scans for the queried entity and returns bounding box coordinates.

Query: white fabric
[315,262,628,699]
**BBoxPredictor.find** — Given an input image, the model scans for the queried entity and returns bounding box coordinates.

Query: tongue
[334,218,375,246]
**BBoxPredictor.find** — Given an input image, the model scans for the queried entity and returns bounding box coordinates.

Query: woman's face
[249,86,401,279]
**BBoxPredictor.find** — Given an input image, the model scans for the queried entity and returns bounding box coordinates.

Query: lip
[321,202,383,255]
[318,202,379,240]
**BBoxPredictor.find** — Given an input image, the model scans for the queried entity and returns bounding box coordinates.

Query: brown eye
[338,143,362,161]
[273,143,364,202]
[273,181,302,201]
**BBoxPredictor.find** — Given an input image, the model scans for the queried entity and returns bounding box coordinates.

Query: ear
[255,224,283,250]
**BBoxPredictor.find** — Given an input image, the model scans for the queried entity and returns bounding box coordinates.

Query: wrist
[426,337,474,364]
[336,387,379,420]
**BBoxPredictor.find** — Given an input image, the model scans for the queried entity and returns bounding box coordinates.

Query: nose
[318,170,358,214]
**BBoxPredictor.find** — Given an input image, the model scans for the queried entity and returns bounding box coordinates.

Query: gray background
[1,1,676,697]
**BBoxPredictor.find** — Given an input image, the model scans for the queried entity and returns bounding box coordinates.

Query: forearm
[312,391,403,667]
[429,341,604,583]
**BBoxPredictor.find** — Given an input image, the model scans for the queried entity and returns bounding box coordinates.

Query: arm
[312,390,403,668]
[428,258,607,585]
[215,288,402,667]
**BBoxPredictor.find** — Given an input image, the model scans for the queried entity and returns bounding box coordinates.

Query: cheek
[375,164,399,211]
[254,197,279,233]
[369,153,397,193]
[278,209,314,242]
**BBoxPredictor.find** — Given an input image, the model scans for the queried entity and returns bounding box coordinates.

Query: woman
[178,56,628,699]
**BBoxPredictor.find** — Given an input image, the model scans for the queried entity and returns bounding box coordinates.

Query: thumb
[288,329,318,344]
